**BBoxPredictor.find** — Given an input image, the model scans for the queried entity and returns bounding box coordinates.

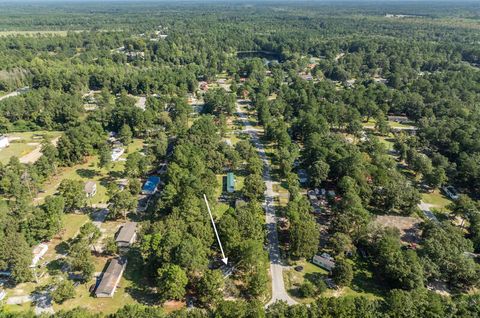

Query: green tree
[157,264,188,301]
[242,173,266,201]
[119,124,133,145]
[332,258,354,287]
[58,179,86,213]
[52,279,76,304]
[98,143,112,169]
[287,197,320,259]
[309,160,330,188]
[108,190,137,220]
[299,280,317,298]
[197,270,224,307]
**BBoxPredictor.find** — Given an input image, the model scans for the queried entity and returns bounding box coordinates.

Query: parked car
[442,185,459,200]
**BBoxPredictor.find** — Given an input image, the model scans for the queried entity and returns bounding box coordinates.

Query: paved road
[418,201,439,223]
[236,100,297,306]
[0,87,29,102]
[0,91,21,102]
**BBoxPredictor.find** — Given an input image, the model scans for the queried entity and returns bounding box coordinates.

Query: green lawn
[35,138,144,205]
[0,131,63,164]
[422,189,452,210]
[283,259,329,303]
[52,276,138,315]
[284,258,383,303]
[362,118,416,130]
[0,143,36,164]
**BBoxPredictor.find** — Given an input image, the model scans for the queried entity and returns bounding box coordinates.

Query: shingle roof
[95,257,127,296]
[115,222,137,244]
[84,181,96,194]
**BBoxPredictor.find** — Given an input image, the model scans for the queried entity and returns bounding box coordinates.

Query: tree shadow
[55,241,70,255]
[108,170,124,179]
[76,168,100,179]
[123,249,159,305]
[46,258,66,275]
[351,257,386,296]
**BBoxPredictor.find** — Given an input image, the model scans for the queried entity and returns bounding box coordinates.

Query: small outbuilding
[31,243,48,268]
[95,257,127,298]
[115,222,137,249]
[84,181,97,198]
[226,172,235,193]
[141,176,161,195]
[0,136,9,149]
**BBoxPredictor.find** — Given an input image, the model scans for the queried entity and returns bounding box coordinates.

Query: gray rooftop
[115,222,137,244]
[95,257,127,296]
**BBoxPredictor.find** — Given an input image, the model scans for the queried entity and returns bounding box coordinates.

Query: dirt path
[20,136,60,164]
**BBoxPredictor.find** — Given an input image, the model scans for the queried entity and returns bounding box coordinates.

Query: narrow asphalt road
[418,201,439,223]
[236,100,297,306]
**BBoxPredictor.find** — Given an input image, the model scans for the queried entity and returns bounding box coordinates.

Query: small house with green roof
[227,172,235,193]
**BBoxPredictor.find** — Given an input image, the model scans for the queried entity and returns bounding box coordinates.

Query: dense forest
[0,1,479,317]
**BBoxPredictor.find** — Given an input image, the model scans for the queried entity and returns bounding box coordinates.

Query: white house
[111,147,125,161]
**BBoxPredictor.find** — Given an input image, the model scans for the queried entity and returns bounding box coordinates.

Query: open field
[284,258,383,303]
[34,138,144,205]
[375,215,421,244]
[283,259,328,303]
[422,189,452,210]
[0,131,62,164]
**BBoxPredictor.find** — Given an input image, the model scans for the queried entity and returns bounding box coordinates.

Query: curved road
[236,100,297,306]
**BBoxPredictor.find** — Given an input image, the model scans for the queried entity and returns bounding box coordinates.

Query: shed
[142,176,161,195]
[111,147,125,161]
[115,222,137,249]
[227,172,235,193]
[84,181,97,198]
[31,243,48,268]
[95,257,127,298]
[312,254,336,272]
[0,136,9,149]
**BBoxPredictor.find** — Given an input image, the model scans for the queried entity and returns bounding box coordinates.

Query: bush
[52,279,76,304]
[299,280,317,298]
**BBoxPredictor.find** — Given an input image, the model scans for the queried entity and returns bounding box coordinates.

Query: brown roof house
[84,181,97,198]
[95,257,127,298]
[115,222,137,250]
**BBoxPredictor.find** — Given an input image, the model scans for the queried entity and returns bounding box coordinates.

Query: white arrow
[203,194,228,265]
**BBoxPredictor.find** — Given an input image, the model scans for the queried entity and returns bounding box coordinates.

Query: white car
[0,289,6,301]
[442,186,459,200]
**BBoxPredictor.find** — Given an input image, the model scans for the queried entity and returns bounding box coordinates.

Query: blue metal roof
[142,176,161,194]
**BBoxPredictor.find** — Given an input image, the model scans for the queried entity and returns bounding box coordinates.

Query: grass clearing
[284,258,383,303]
[0,131,62,164]
[0,143,36,164]
[283,259,328,303]
[422,189,452,210]
[52,276,138,315]
[35,138,144,205]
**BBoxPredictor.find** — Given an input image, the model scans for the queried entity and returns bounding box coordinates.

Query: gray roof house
[115,222,137,249]
[95,257,127,298]
[312,254,336,272]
